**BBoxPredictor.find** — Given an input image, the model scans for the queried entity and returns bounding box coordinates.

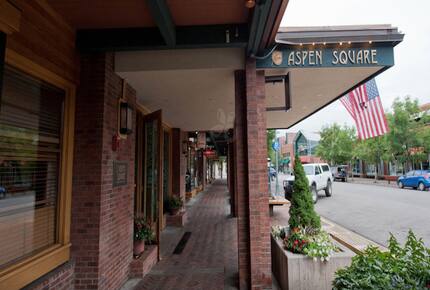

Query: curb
[321,217,387,254]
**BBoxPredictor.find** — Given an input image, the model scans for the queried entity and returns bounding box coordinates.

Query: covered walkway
[135,180,238,290]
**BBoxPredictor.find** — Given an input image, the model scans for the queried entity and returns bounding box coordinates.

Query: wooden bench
[269,198,290,216]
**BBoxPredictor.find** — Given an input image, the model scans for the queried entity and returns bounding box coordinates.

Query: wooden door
[141,110,163,260]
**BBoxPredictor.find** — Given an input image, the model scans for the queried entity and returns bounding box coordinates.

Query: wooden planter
[166,210,187,227]
[271,234,354,290]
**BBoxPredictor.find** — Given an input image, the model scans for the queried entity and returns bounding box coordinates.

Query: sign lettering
[256,46,394,69]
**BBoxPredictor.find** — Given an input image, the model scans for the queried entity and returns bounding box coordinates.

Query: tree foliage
[386,96,429,170]
[289,157,321,230]
[317,97,430,175]
[316,124,356,165]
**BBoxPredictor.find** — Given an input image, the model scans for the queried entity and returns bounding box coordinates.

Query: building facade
[0,1,403,289]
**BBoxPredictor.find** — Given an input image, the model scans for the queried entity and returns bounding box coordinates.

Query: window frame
[0,49,75,290]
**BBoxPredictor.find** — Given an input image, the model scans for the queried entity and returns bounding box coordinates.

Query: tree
[289,157,321,230]
[355,136,391,180]
[386,96,428,172]
[316,124,356,165]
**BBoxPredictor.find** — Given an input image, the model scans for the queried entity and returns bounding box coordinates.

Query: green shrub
[288,156,321,230]
[167,195,183,210]
[333,230,430,290]
[134,215,155,242]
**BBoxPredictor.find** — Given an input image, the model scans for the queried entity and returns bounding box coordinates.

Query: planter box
[271,234,354,290]
[166,210,187,227]
[130,245,158,278]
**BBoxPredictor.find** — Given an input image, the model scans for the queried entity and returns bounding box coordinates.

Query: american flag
[340,79,389,140]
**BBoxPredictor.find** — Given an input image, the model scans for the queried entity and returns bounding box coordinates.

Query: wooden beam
[247,0,273,56]
[76,24,248,52]
[146,0,176,47]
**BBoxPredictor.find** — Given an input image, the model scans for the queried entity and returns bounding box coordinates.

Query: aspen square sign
[256,46,394,69]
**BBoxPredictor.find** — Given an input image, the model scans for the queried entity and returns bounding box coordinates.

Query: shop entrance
[135,110,164,259]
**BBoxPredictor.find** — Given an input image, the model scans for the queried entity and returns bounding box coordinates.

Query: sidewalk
[347,177,398,188]
[132,180,238,290]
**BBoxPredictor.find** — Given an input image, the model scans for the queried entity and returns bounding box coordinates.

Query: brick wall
[234,59,272,289]
[25,262,75,290]
[72,52,135,289]
[245,59,271,289]
[234,69,250,289]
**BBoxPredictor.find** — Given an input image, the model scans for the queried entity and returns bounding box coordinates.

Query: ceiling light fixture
[245,0,255,8]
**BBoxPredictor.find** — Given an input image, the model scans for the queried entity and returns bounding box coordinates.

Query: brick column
[72,52,135,289]
[234,58,271,289]
[171,128,186,200]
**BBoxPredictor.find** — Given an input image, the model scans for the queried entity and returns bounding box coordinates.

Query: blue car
[397,170,430,191]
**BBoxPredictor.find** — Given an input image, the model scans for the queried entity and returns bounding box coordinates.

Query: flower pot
[133,240,145,256]
[271,234,354,290]
[169,208,180,216]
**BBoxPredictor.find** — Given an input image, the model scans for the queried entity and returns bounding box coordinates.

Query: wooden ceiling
[48,0,249,29]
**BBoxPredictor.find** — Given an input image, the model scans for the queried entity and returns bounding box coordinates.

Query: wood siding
[6,0,78,84]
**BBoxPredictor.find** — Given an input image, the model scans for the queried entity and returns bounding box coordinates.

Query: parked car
[269,167,277,180]
[0,186,6,199]
[331,165,349,182]
[397,170,430,191]
[283,163,333,204]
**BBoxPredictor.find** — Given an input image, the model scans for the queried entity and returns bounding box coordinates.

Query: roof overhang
[49,0,288,55]
[257,25,404,129]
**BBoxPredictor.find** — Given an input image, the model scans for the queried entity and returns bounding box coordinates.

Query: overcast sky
[279,0,430,134]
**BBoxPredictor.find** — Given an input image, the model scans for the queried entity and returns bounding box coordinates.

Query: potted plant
[167,195,183,215]
[271,157,353,290]
[133,215,154,256]
[333,230,430,290]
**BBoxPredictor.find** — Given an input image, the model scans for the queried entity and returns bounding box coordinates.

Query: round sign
[272,50,283,66]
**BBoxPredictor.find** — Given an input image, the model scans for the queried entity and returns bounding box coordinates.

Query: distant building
[294,131,323,164]
[278,131,323,172]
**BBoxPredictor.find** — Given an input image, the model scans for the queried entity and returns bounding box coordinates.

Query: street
[271,173,430,247]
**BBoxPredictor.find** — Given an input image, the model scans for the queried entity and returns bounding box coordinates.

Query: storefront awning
[258,25,404,129]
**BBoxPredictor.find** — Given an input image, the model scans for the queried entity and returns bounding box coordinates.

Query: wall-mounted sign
[203,148,217,158]
[257,46,394,69]
[113,160,128,187]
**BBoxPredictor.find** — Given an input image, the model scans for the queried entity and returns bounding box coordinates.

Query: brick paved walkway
[134,180,238,290]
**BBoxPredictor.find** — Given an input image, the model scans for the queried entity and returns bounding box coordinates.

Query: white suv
[283,163,333,203]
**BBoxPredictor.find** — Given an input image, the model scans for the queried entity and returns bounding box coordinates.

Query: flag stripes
[340,78,389,140]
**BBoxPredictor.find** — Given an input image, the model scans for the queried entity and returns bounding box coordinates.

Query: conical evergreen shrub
[288,156,321,231]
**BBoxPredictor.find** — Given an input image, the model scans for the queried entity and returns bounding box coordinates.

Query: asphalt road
[314,181,430,247]
[270,173,430,247]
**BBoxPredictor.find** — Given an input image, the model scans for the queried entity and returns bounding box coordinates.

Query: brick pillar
[234,59,271,289]
[228,141,236,217]
[72,52,135,289]
[171,128,186,200]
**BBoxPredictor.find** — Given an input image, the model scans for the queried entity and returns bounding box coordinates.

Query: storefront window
[0,66,64,269]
